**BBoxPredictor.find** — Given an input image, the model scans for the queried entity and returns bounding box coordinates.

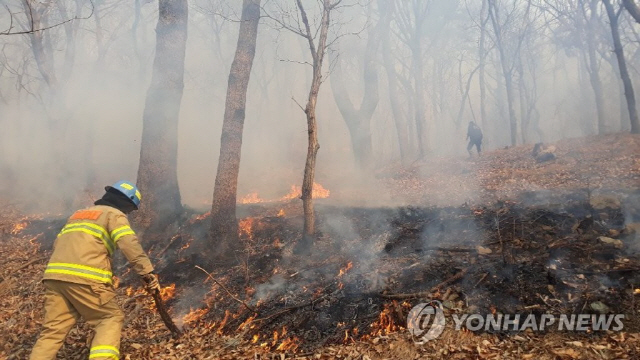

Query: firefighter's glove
[142,273,160,292]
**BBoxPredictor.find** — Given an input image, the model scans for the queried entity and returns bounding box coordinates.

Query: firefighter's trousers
[29,280,124,360]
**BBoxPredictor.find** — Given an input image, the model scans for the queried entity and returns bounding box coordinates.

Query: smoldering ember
[1,1,640,360]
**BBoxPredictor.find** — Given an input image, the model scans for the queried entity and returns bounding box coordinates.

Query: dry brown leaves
[377,133,640,206]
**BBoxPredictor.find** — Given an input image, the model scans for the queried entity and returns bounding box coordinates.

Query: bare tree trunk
[54,0,80,82]
[604,0,640,134]
[209,0,261,263]
[294,0,334,254]
[583,0,607,134]
[329,18,380,169]
[455,64,479,128]
[22,0,57,89]
[518,59,529,144]
[135,0,188,230]
[479,0,489,131]
[412,25,428,157]
[623,0,640,23]
[488,0,518,146]
[379,0,411,163]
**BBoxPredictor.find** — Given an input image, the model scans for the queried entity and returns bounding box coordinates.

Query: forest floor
[1,133,640,360]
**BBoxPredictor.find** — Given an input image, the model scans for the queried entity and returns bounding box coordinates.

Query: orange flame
[280,183,330,201]
[160,284,176,301]
[194,212,211,221]
[239,217,256,239]
[11,222,27,235]
[276,336,299,352]
[180,241,191,251]
[237,315,256,331]
[217,310,231,335]
[338,262,353,277]
[182,308,207,324]
[240,192,264,204]
[369,302,404,337]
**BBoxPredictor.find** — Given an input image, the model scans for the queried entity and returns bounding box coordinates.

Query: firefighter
[466,121,483,157]
[30,181,161,360]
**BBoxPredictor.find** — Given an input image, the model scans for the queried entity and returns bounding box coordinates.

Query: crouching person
[30,181,161,360]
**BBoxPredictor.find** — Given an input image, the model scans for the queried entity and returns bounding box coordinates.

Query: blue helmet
[106,180,142,209]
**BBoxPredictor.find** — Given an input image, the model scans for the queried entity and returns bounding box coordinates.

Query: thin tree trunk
[413,29,428,156]
[584,0,607,134]
[488,0,518,146]
[380,0,411,162]
[479,0,489,131]
[294,0,333,253]
[22,0,57,89]
[329,21,380,169]
[518,58,529,144]
[209,0,261,262]
[604,0,640,133]
[135,0,188,230]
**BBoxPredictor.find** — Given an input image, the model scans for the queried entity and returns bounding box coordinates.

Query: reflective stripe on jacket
[43,205,154,286]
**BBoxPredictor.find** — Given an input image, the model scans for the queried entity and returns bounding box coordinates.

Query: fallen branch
[195,265,257,313]
[253,286,340,325]
[474,272,489,288]
[123,292,147,307]
[379,268,468,300]
[12,256,47,272]
[157,234,183,257]
[421,247,474,253]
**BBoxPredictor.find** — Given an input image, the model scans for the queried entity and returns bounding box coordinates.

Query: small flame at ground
[239,217,256,239]
[368,301,407,337]
[11,222,27,235]
[276,336,299,352]
[338,262,353,277]
[240,192,264,204]
[182,308,208,324]
[258,326,299,352]
[217,310,231,335]
[194,212,211,221]
[160,284,176,301]
[237,315,256,331]
[280,183,330,201]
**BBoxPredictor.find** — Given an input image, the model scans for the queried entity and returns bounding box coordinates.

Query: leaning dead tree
[209,0,262,263]
[264,0,342,253]
[603,0,640,134]
[136,0,188,230]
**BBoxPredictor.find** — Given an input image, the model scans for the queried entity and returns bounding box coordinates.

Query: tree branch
[1,0,94,36]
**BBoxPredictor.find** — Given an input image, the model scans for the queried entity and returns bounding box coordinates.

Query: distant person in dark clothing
[466,121,483,157]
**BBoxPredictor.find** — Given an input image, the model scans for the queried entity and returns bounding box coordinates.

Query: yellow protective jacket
[43,205,154,286]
